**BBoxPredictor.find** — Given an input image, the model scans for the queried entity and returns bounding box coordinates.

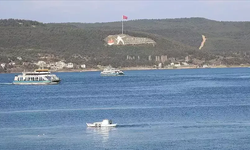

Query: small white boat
[86,119,117,127]
[101,66,124,76]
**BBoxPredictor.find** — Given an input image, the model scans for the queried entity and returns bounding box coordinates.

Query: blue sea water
[1,68,250,150]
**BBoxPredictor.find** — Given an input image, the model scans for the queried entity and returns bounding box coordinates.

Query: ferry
[101,66,124,76]
[86,119,117,127]
[13,69,60,85]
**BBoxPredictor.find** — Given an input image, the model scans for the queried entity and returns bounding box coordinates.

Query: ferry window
[35,77,38,81]
[46,76,51,80]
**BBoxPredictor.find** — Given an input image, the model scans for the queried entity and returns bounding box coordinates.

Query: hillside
[0,18,250,72]
[70,18,250,52]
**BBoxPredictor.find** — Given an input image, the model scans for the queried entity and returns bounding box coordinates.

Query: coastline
[53,65,250,73]
[1,65,250,74]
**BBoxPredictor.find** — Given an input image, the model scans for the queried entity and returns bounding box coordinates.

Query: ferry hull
[101,72,124,76]
[101,73,124,76]
[13,81,59,85]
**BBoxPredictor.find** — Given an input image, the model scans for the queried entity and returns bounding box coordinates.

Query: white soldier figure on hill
[116,35,125,45]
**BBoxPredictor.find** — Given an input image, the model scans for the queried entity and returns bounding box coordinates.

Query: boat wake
[117,124,150,128]
[239,76,250,78]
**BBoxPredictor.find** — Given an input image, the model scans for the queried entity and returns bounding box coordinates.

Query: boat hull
[13,81,59,85]
[86,123,117,127]
[100,73,124,76]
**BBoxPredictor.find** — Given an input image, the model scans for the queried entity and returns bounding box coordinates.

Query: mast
[122,15,124,34]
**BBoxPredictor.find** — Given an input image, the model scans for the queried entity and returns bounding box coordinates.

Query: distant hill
[70,18,250,52]
[0,18,250,72]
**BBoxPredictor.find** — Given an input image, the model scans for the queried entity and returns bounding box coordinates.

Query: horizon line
[1,17,250,24]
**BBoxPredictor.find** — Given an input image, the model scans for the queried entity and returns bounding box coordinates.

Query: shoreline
[1,65,250,74]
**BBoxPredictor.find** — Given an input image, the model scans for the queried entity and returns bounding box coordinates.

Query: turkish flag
[123,15,128,19]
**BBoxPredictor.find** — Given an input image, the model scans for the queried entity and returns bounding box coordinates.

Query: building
[66,63,74,69]
[80,64,86,69]
[17,57,22,60]
[36,61,46,67]
[55,61,66,69]
[1,63,6,69]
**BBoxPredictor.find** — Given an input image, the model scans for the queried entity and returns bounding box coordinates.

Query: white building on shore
[80,64,86,69]
[1,63,6,69]
[66,63,74,69]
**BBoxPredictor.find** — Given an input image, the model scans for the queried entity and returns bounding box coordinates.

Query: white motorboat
[86,119,117,127]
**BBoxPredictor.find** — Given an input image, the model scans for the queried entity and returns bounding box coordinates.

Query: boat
[86,119,117,127]
[100,66,124,76]
[13,69,60,85]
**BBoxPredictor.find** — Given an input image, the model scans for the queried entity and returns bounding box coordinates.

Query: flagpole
[122,15,123,35]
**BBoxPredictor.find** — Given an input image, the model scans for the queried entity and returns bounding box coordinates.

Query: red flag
[123,15,128,19]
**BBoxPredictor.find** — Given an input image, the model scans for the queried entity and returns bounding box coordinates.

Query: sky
[0,0,250,23]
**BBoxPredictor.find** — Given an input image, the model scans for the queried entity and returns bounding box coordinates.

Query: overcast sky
[0,0,250,23]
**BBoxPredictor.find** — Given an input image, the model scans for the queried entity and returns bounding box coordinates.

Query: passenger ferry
[101,66,124,76]
[13,69,60,85]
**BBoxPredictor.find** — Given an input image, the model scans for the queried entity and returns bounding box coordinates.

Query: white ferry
[86,119,117,127]
[101,66,124,76]
[13,69,60,85]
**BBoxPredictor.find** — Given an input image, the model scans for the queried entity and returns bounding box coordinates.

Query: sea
[1,68,250,150]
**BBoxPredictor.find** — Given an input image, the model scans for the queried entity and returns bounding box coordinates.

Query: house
[9,61,15,65]
[1,63,6,69]
[182,62,189,66]
[202,64,209,68]
[17,57,22,60]
[80,64,86,69]
[55,61,66,69]
[66,63,74,69]
[174,63,181,67]
[158,63,162,68]
[36,61,46,67]
[48,62,56,69]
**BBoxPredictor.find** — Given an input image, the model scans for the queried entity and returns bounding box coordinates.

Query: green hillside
[0,18,250,72]
[71,18,250,52]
